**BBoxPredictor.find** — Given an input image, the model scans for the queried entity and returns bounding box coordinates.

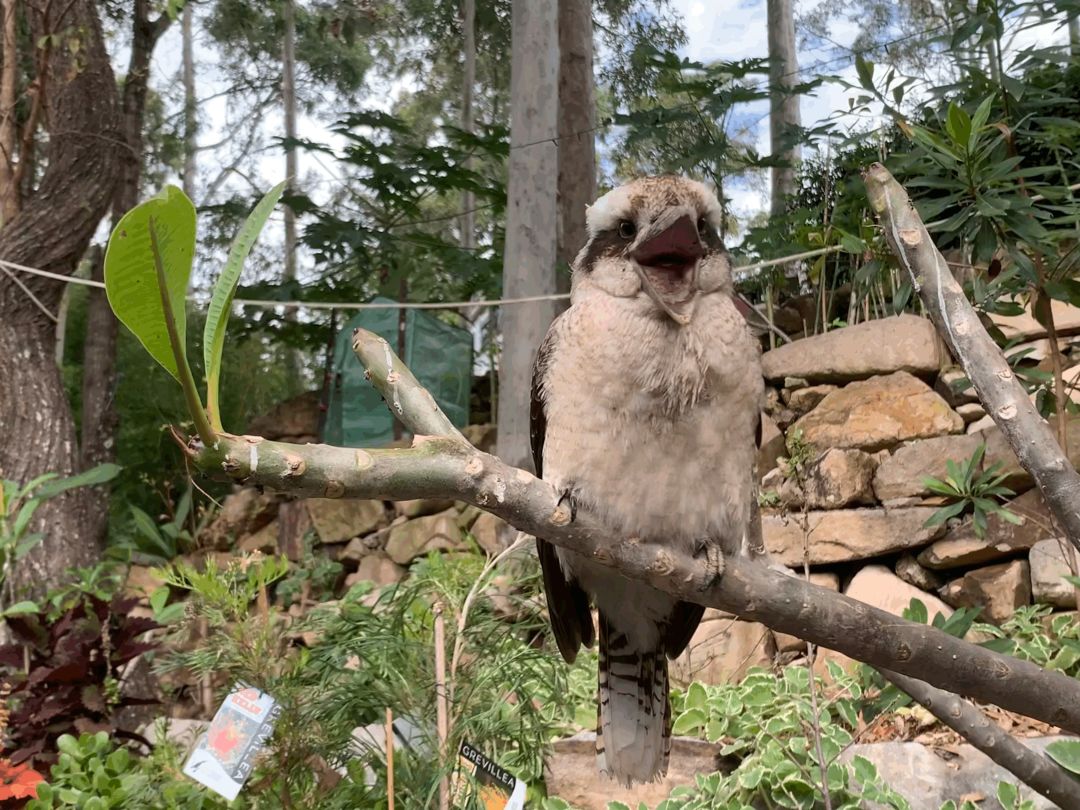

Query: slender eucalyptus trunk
[282,0,301,381]
[0,0,121,599]
[1070,13,1080,59]
[496,0,559,470]
[556,0,595,299]
[182,1,197,197]
[461,0,475,252]
[766,0,800,218]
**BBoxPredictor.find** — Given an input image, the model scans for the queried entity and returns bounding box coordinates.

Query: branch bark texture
[864,163,1080,550]
[187,329,1080,740]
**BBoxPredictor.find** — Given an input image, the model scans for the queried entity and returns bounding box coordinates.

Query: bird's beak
[630,211,704,326]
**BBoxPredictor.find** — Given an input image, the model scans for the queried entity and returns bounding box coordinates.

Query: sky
[133,0,1072,281]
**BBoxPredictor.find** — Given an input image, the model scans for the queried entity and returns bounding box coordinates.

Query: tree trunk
[282,0,298,282]
[766,0,800,218]
[496,0,559,470]
[281,0,300,381]
[182,1,197,198]
[461,0,476,252]
[556,0,595,296]
[0,0,121,598]
[0,0,17,223]
[79,1,171,550]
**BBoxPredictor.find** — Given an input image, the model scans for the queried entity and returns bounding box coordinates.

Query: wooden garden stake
[385,707,394,810]
[433,600,449,810]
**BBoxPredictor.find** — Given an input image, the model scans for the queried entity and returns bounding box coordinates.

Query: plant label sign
[452,739,526,809]
[183,683,281,801]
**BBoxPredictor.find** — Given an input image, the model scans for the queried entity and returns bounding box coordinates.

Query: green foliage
[921,444,1021,538]
[995,780,1036,810]
[105,186,197,384]
[275,534,344,608]
[26,731,225,810]
[150,548,585,806]
[973,604,1080,677]
[0,465,121,606]
[777,428,816,484]
[116,486,210,564]
[651,666,908,809]
[204,181,286,431]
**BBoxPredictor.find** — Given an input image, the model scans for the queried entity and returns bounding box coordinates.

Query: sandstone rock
[940,560,1030,624]
[468,511,514,555]
[545,732,733,810]
[872,434,984,501]
[461,423,497,453]
[124,565,165,601]
[956,402,985,423]
[204,487,279,548]
[841,738,1060,810]
[394,498,457,519]
[895,554,944,592]
[384,510,463,564]
[980,415,1080,492]
[774,573,840,653]
[346,553,407,588]
[917,488,1057,569]
[992,299,1080,340]
[846,565,953,622]
[792,372,963,452]
[238,519,279,554]
[760,314,947,383]
[934,367,978,406]
[455,504,483,531]
[307,498,386,544]
[763,507,945,566]
[1029,538,1080,608]
[339,529,389,564]
[246,389,321,441]
[783,384,837,415]
[757,412,785,475]
[670,609,773,686]
[801,448,877,509]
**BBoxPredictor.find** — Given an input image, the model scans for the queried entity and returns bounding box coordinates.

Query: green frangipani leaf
[105,185,196,382]
[33,463,122,500]
[204,181,286,430]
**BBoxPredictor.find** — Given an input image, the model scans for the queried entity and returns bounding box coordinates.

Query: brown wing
[532,320,595,663]
[663,601,705,659]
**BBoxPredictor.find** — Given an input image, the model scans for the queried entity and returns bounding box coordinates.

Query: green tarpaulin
[323,298,473,447]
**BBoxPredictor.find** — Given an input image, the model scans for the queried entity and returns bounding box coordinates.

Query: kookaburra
[530,176,764,785]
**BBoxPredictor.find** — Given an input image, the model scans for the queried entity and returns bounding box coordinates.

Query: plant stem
[148,216,216,447]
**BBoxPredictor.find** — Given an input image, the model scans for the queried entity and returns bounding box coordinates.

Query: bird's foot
[557,486,579,522]
[692,539,725,590]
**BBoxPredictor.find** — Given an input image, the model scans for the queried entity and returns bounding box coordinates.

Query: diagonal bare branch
[864,163,1080,550]
[882,668,1080,807]
[183,328,1080,740]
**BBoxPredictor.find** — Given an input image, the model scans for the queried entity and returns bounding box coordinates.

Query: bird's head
[572,175,729,325]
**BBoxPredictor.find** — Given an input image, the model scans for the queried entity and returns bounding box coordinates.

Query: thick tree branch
[882,669,1080,807]
[864,163,1080,550]
[183,329,1080,739]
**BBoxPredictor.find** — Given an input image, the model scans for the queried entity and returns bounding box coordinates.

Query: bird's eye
[697,216,709,235]
[618,219,637,239]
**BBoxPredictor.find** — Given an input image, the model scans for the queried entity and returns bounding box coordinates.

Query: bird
[530,175,764,786]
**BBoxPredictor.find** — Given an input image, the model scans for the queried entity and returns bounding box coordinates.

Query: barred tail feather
[596,612,671,786]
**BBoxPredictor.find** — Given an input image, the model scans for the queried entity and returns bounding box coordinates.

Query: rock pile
[715,310,1080,676]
